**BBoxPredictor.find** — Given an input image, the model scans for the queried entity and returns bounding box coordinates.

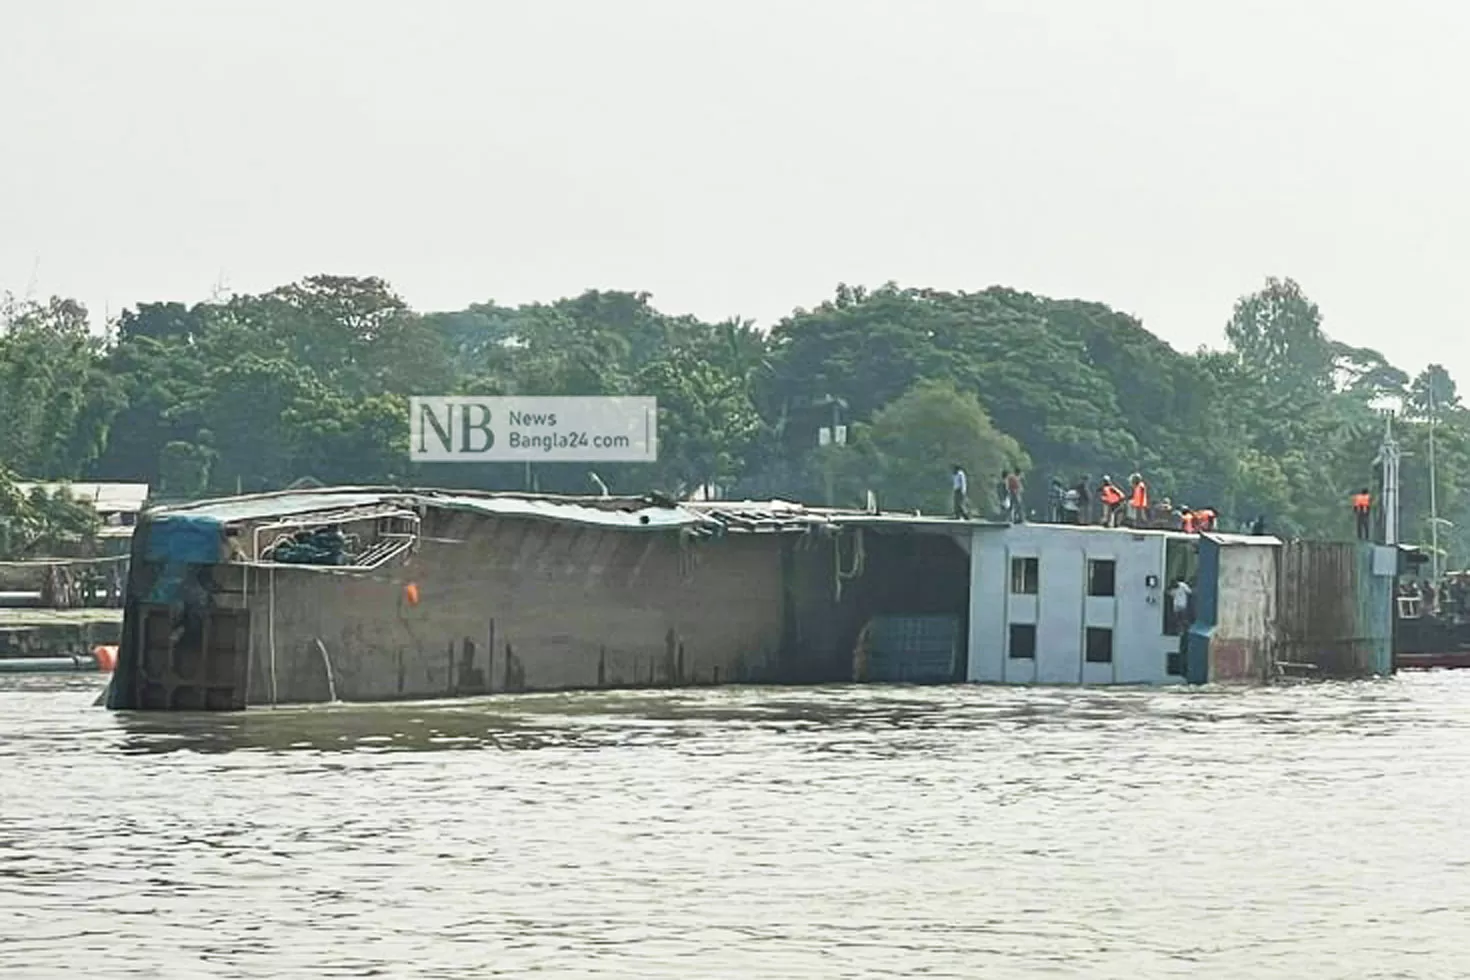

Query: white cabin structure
[967,524,1198,685]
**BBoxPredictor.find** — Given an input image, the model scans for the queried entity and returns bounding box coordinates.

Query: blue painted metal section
[1185,537,1221,684]
[143,514,223,605]
[866,615,961,683]
[144,514,224,564]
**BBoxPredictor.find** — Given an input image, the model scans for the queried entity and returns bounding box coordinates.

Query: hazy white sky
[2,1,1467,385]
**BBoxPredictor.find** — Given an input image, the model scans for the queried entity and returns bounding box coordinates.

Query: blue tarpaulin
[144,514,224,565]
[142,514,223,605]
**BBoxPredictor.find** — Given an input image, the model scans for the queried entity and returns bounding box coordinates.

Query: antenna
[1429,383,1440,579]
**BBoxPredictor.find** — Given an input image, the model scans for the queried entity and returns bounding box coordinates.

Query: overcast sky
[3,1,1467,387]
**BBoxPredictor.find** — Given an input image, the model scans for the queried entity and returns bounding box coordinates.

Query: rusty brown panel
[1277,541,1370,677]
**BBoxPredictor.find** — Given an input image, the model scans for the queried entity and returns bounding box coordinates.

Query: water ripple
[3,673,1470,977]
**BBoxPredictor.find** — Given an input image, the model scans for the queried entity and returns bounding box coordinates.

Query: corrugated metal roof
[829,513,1003,530]
[15,482,150,513]
[150,487,709,531]
[1201,531,1283,547]
[139,488,1297,543]
[154,490,397,523]
[687,502,832,533]
[431,494,703,530]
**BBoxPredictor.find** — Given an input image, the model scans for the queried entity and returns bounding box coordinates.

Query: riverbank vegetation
[1,276,1465,563]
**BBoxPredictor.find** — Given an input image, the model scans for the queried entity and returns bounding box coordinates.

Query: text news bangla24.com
[409,397,658,463]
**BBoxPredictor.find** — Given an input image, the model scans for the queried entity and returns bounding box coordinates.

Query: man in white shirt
[951,464,970,519]
[1169,578,1193,634]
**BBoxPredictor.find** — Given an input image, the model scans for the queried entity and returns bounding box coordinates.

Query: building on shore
[105,487,1397,711]
[0,482,147,661]
[14,482,149,546]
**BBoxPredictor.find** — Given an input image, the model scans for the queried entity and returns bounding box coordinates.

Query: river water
[3,673,1469,979]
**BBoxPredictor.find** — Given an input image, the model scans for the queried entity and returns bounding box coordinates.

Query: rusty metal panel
[1276,541,1390,678]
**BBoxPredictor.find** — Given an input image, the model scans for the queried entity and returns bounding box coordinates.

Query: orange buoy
[92,645,118,672]
[404,582,420,606]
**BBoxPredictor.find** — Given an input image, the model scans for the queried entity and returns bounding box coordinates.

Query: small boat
[1394,588,1470,669]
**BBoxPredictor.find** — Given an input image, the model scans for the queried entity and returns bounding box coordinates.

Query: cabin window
[1085,627,1114,664]
[1008,623,1036,659]
[1010,557,1039,594]
[1087,559,1116,597]
[1164,539,1197,589]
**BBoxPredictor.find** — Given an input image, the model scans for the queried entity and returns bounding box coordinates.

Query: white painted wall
[967,524,1182,686]
[1211,543,1277,681]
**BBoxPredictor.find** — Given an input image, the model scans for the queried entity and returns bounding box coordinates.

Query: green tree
[635,348,763,495]
[1224,276,1335,398]
[1408,363,1459,417]
[837,381,1027,515]
[0,467,101,559]
[0,295,120,478]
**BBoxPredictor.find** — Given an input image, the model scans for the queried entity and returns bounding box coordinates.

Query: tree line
[0,275,1465,566]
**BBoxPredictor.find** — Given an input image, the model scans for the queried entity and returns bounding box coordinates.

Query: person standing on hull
[1005,468,1025,523]
[1098,476,1125,527]
[1073,475,1092,525]
[1061,483,1081,524]
[951,464,970,519]
[1352,488,1372,540]
[1127,472,1149,528]
[1048,477,1066,523]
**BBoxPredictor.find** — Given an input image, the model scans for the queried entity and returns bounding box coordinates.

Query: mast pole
[1430,385,1440,580]
[1379,413,1400,546]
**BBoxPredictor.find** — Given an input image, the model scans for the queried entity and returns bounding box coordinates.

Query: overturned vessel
[106,486,1397,711]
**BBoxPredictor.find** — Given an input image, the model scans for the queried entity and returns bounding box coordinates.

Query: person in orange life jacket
[1195,507,1217,532]
[1127,473,1149,527]
[1179,508,1196,533]
[1352,488,1372,540]
[1098,476,1125,526]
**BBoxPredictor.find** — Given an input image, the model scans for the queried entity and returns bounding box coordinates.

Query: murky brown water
[3,673,1470,978]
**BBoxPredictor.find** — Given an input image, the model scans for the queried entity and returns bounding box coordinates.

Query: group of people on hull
[950,466,1256,535]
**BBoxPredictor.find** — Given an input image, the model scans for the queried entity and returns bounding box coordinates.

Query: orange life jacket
[1130,481,1148,508]
[1197,509,1215,531]
[1100,484,1124,506]
[1352,493,1371,513]
[1181,512,1196,533]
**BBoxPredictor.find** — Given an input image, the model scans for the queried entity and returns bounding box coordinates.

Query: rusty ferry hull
[105,488,972,711]
[106,486,1399,711]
